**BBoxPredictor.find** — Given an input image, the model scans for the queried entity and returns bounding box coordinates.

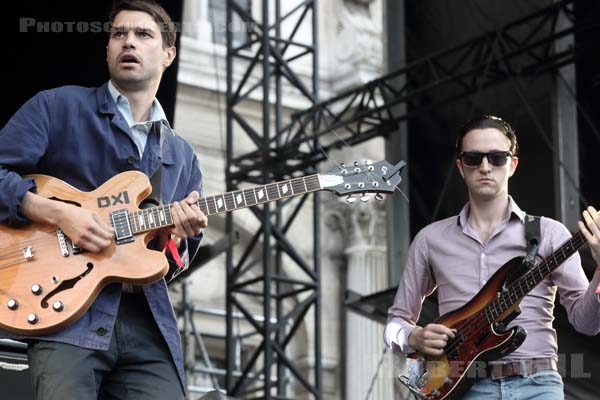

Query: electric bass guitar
[0,160,404,336]
[399,215,595,399]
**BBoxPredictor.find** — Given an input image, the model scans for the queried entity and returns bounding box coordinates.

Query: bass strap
[524,214,541,267]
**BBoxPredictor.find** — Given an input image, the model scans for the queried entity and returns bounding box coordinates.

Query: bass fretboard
[484,230,587,322]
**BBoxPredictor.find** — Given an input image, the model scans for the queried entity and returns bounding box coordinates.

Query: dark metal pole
[261,0,273,398]
[312,2,322,397]
[275,0,286,396]
[225,0,235,393]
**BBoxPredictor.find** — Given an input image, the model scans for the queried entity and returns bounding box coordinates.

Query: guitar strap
[524,214,541,267]
[147,165,162,206]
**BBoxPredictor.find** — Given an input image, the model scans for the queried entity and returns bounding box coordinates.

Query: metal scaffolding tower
[225,1,321,399]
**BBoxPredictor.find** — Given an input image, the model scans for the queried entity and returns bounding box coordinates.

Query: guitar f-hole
[40,262,94,309]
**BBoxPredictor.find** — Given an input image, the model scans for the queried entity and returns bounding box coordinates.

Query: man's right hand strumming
[408,323,456,356]
[21,191,114,253]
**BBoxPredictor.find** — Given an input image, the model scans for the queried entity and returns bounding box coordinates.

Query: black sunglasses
[459,151,513,167]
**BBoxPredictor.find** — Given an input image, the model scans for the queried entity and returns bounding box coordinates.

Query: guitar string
[124,163,398,232]
[445,255,572,355]
[0,239,69,269]
[0,175,341,257]
[444,259,579,357]
[3,151,405,267]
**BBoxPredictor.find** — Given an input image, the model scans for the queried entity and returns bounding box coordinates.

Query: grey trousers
[27,293,184,400]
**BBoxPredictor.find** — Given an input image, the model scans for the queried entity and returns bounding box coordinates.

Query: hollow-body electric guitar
[0,160,404,336]
[399,218,595,399]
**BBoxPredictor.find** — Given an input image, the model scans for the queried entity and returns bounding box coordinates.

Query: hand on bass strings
[408,323,457,356]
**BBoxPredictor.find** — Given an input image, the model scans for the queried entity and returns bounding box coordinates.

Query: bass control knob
[27,313,39,324]
[31,284,43,295]
[7,299,19,310]
[52,301,64,312]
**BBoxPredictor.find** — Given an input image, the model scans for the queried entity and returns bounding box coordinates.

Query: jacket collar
[96,82,175,165]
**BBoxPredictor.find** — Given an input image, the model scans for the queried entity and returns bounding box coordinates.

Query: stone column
[327,198,395,400]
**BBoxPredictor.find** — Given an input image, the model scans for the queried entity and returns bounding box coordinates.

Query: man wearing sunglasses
[384,115,600,399]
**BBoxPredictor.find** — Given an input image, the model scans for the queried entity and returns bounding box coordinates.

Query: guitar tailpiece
[398,375,427,399]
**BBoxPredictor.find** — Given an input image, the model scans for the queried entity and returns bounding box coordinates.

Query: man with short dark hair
[0,1,205,399]
[384,115,600,398]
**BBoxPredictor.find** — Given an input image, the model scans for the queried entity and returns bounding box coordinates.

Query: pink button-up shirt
[384,197,600,362]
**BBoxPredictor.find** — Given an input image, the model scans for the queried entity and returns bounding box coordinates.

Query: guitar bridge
[56,228,70,257]
[398,356,430,398]
[56,228,88,256]
[398,375,427,399]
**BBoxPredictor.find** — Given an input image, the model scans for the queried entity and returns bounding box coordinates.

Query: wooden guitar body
[405,256,529,399]
[0,171,168,335]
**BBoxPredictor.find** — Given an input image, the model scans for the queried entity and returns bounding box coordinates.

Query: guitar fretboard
[484,231,587,322]
[126,174,322,234]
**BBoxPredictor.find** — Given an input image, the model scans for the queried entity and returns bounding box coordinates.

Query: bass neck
[485,230,587,322]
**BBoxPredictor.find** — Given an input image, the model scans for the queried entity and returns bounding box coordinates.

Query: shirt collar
[107,80,171,129]
[457,195,526,226]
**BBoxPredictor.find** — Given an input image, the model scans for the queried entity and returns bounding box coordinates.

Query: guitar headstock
[320,160,406,203]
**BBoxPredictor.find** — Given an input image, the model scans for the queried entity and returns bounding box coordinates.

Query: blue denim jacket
[0,83,203,391]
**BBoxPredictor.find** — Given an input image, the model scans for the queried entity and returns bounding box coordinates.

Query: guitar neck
[127,174,323,234]
[487,230,587,321]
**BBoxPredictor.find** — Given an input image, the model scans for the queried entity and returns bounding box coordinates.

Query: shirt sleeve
[0,91,51,225]
[384,229,437,354]
[548,220,600,336]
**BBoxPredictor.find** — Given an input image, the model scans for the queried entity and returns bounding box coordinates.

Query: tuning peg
[340,163,346,168]
[354,161,359,167]
[375,194,384,201]
[346,195,357,204]
[360,194,370,202]
[365,159,373,165]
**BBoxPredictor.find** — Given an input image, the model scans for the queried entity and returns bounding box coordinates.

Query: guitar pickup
[71,241,86,255]
[110,209,134,245]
